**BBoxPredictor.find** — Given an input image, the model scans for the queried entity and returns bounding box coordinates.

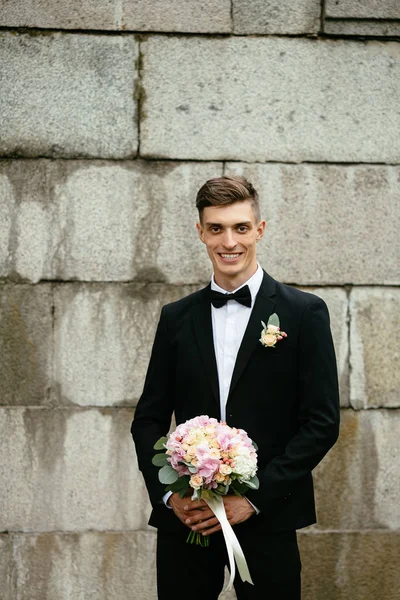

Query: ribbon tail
[204,495,254,591]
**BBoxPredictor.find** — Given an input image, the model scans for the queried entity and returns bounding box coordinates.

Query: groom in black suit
[131,175,340,599]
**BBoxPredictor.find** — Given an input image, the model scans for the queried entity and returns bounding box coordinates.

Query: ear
[196,221,205,243]
[256,220,266,241]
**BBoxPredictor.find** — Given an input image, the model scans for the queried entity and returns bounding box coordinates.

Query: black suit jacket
[131,270,340,534]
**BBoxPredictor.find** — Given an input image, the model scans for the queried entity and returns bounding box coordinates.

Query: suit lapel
[228,271,276,399]
[192,285,220,406]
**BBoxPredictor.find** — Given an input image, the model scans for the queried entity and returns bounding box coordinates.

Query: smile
[219,253,242,261]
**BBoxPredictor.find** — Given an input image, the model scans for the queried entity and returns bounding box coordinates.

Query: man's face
[196,200,266,290]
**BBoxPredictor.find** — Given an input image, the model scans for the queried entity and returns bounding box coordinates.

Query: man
[131,175,340,599]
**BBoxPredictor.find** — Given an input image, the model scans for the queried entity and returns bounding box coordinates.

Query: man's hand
[168,493,215,529]
[169,494,255,536]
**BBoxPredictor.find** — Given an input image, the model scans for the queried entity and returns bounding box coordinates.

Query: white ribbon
[203,495,254,592]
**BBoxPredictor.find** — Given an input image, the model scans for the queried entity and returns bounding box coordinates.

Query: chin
[218,265,244,278]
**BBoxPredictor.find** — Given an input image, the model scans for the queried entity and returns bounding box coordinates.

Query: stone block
[0,407,150,532]
[0,162,52,283]
[350,288,400,409]
[0,0,120,29]
[10,531,157,600]
[312,409,400,530]
[226,163,400,285]
[0,160,218,283]
[324,20,400,37]
[0,0,232,33]
[53,283,199,407]
[122,0,232,33]
[3,160,398,287]
[0,285,52,406]
[141,36,400,163]
[6,530,400,600]
[325,0,400,19]
[306,288,349,406]
[233,0,320,34]
[0,33,137,158]
[9,531,237,600]
[0,535,12,600]
[299,531,400,600]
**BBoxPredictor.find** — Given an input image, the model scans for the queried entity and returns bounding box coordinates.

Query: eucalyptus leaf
[153,436,168,450]
[267,313,280,328]
[152,453,169,467]
[248,475,260,489]
[188,466,197,474]
[246,480,257,490]
[158,465,179,485]
[252,440,258,451]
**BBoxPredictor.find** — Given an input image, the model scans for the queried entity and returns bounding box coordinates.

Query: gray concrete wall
[0,1,399,598]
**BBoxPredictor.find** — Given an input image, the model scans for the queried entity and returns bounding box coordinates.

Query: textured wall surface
[0,1,399,599]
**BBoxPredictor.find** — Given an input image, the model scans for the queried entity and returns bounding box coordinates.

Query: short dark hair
[196,175,261,222]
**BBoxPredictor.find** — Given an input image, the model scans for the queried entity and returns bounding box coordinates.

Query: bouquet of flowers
[152,415,259,589]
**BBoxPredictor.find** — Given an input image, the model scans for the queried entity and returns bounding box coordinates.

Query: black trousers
[157,526,301,599]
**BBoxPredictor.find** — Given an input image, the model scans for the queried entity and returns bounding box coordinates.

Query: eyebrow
[205,221,253,227]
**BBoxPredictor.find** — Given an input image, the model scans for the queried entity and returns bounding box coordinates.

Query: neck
[214,264,258,292]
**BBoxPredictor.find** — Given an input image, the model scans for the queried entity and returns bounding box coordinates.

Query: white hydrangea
[232,448,257,481]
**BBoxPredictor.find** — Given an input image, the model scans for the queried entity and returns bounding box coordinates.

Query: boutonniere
[260,313,287,348]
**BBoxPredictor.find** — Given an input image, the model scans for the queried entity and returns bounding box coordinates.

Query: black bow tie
[210,285,252,308]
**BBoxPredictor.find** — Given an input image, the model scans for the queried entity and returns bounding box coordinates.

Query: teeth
[221,254,240,259]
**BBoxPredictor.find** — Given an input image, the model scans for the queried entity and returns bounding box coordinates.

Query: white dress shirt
[211,264,263,422]
[163,264,263,512]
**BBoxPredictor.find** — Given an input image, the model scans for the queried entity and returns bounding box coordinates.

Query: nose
[222,229,237,250]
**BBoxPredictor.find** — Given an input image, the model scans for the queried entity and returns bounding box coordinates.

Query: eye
[237,226,248,233]
[210,226,221,233]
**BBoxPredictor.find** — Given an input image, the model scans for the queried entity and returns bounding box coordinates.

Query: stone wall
[0,2,399,599]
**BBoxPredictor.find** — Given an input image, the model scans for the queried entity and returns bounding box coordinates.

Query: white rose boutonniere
[260,313,287,348]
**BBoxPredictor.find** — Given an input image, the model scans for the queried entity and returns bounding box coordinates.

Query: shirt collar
[211,264,263,308]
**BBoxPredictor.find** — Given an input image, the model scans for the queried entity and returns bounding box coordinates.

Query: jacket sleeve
[131,306,175,507]
[246,296,340,512]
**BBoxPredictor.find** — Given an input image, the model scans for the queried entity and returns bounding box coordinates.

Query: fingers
[182,499,207,512]
[200,522,222,536]
[190,516,220,533]
[184,509,214,525]
[188,516,219,533]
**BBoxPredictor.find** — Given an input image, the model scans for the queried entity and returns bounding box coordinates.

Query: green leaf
[153,436,168,450]
[247,475,260,490]
[175,476,190,488]
[152,453,169,467]
[165,475,190,494]
[251,440,258,451]
[188,466,197,474]
[261,320,267,330]
[267,313,280,328]
[245,480,257,490]
[230,480,248,496]
[158,465,179,485]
